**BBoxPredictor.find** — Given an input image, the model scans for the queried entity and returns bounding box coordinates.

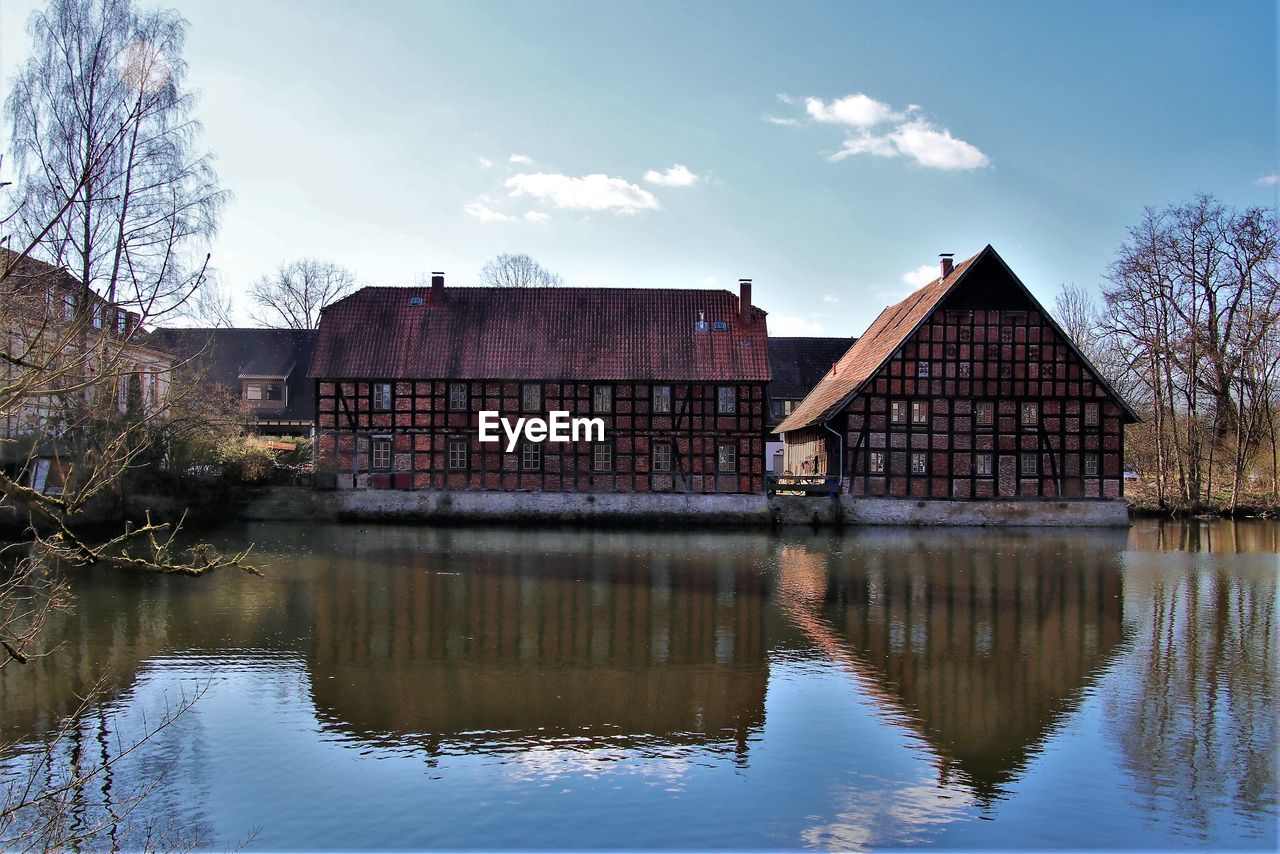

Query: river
[1,520,1276,850]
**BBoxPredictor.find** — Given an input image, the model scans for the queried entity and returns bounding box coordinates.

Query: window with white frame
[447,439,468,470]
[652,442,672,473]
[976,401,994,426]
[911,451,927,475]
[372,437,392,470]
[373,383,392,411]
[976,453,993,476]
[890,401,907,424]
[717,443,737,473]
[521,383,541,412]
[1021,401,1039,426]
[592,443,613,472]
[449,382,468,411]
[1084,402,1099,426]
[911,400,928,425]
[869,451,885,474]
[521,442,542,471]
[1084,454,1099,477]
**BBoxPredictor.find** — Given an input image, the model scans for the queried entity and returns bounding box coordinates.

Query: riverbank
[1125,478,1280,519]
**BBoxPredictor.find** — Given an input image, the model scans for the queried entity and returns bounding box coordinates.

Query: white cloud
[509,153,534,165]
[463,199,512,223]
[883,120,989,170]
[523,210,550,223]
[477,157,494,169]
[1256,172,1279,186]
[829,120,988,170]
[772,93,989,171]
[829,131,899,160]
[704,276,718,286]
[770,314,827,335]
[805,93,903,127]
[822,294,839,304]
[901,263,938,288]
[643,164,700,187]
[505,172,659,214]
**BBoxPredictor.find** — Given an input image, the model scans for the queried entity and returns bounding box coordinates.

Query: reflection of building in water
[776,529,1127,801]
[302,528,771,755]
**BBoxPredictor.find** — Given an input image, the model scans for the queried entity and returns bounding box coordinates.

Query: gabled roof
[309,286,770,382]
[767,336,856,401]
[150,327,316,421]
[775,245,1139,433]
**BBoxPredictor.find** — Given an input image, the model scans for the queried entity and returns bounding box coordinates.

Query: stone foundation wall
[236,487,1130,528]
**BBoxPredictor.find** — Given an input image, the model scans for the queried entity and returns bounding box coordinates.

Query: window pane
[522,384,541,411]
[594,385,612,412]
[911,452,927,474]
[976,402,993,425]
[1022,452,1038,475]
[653,385,672,413]
[652,443,672,472]
[593,444,613,472]
[718,444,737,472]
[911,401,928,424]
[449,383,468,410]
[718,386,736,414]
[246,384,262,400]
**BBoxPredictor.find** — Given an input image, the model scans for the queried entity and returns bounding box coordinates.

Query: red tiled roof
[309,286,770,382]
[774,248,985,433]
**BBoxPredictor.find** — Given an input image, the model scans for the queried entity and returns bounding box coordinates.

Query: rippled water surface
[1,520,1276,850]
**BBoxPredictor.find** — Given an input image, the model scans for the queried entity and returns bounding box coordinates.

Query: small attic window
[712,320,728,331]
[695,311,709,333]
[408,295,424,306]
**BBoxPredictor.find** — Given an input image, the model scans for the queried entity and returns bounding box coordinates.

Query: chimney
[939,253,955,279]
[431,271,444,301]
[738,278,752,323]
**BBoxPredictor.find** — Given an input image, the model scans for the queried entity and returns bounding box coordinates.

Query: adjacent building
[150,328,316,437]
[311,276,769,493]
[1,250,172,491]
[765,336,855,474]
[775,245,1138,499]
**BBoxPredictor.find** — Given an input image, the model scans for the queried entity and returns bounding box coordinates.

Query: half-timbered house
[311,276,769,493]
[775,245,1138,500]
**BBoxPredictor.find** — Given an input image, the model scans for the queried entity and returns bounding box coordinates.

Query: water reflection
[299,527,769,756]
[1107,549,1276,840]
[775,528,1127,803]
[0,521,1274,849]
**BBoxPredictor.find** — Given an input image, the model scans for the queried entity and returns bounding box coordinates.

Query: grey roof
[767,336,856,401]
[150,328,316,423]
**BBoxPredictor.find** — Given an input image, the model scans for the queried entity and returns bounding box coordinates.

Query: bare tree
[249,258,356,329]
[1103,194,1280,512]
[176,273,236,328]
[1,1,255,845]
[479,252,563,288]
[5,0,225,319]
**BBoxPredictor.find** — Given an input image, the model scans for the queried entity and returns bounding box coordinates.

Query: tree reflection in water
[1107,526,1276,839]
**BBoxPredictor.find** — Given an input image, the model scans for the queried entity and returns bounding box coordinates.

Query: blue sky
[1,0,1276,334]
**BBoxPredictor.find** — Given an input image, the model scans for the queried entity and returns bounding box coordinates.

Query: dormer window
[245,381,283,402]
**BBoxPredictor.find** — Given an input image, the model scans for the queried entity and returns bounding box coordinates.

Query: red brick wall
[315,379,765,494]
[843,307,1125,500]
